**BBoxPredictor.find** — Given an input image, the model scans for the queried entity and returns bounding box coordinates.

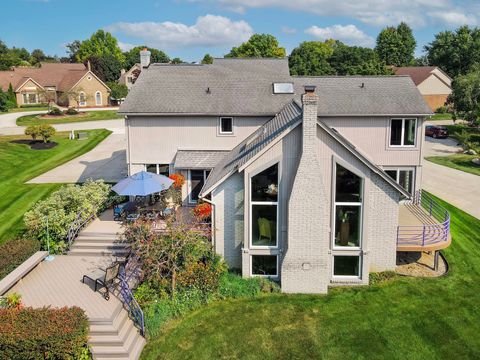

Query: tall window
[23,93,37,104]
[390,118,416,147]
[79,92,86,106]
[251,164,278,247]
[334,164,362,248]
[219,117,233,135]
[385,168,414,194]
[188,169,210,204]
[95,91,102,106]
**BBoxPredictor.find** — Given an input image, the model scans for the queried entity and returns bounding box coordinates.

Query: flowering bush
[169,173,185,189]
[193,202,212,221]
[24,180,111,253]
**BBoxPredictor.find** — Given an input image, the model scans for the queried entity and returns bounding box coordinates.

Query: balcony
[397,190,451,252]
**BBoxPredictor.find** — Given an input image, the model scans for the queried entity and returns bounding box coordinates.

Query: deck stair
[68,231,130,257]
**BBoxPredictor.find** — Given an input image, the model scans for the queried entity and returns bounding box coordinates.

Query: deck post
[434,250,439,271]
[422,226,426,246]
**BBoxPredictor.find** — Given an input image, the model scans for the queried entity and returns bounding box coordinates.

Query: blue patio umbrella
[112,171,174,196]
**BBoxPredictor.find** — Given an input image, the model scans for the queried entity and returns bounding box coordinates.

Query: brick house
[394,66,452,112]
[119,57,451,293]
[0,62,110,108]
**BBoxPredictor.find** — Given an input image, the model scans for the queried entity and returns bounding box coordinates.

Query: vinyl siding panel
[417,74,452,95]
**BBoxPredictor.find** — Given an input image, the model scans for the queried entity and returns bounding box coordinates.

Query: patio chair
[82,262,121,300]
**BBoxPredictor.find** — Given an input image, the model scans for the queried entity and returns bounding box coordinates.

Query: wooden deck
[397,202,451,252]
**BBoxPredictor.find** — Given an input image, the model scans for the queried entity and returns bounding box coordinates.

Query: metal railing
[118,260,145,336]
[397,190,450,248]
[65,211,95,251]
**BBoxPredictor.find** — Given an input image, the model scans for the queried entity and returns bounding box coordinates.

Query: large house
[119,57,451,293]
[119,63,141,92]
[394,66,452,112]
[0,62,110,107]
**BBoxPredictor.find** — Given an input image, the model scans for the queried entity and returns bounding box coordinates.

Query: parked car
[425,125,448,138]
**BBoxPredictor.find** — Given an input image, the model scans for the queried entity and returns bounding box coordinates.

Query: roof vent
[273,83,294,94]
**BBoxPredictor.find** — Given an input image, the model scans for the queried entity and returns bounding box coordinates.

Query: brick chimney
[281,85,330,294]
[140,48,151,68]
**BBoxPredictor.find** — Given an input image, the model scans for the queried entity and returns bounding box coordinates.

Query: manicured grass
[429,113,453,120]
[7,106,49,113]
[0,129,111,243]
[426,154,480,176]
[16,110,122,126]
[141,196,480,359]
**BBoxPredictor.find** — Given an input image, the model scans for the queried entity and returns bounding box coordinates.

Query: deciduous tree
[76,30,124,64]
[448,68,480,124]
[123,46,169,70]
[289,40,335,76]
[375,22,416,66]
[201,54,214,64]
[225,34,286,58]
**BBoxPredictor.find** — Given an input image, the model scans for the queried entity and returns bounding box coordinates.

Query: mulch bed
[10,139,58,150]
[396,251,447,277]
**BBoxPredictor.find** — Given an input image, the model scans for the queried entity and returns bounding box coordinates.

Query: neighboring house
[119,58,450,294]
[0,62,110,107]
[119,63,141,91]
[394,66,452,111]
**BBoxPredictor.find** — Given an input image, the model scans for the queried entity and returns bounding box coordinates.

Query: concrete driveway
[422,136,480,220]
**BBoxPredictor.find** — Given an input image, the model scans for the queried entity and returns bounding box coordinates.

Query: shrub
[0,239,40,280]
[66,107,78,115]
[435,105,448,113]
[24,180,111,252]
[169,173,185,189]
[20,103,48,108]
[24,125,40,141]
[0,306,89,360]
[48,107,63,116]
[38,123,56,143]
[0,293,22,309]
[108,82,128,100]
[369,271,397,285]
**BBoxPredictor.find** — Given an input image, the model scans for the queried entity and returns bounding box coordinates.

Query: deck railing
[65,211,95,251]
[118,274,145,336]
[397,190,450,248]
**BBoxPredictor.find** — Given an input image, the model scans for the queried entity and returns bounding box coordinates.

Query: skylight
[273,83,294,94]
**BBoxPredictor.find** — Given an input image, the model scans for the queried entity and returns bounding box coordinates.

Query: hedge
[0,306,89,359]
[0,239,40,280]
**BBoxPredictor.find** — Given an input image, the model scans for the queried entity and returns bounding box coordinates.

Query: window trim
[332,254,362,279]
[95,91,102,106]
[187,169,210,204]
[250,254,279,277]
[218,117,234,135]
[389,118,417,148]
[383,167,415,194]
[79,91,86,107]
[332,162,364,251]
[249,163,279,249]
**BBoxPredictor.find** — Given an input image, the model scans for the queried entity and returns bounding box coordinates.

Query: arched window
[95,91,102,106]
[79,92,86,107]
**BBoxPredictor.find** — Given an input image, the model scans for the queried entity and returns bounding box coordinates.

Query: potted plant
[338,209,354,246]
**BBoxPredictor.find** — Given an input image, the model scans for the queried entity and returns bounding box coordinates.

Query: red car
[425,125,448,139]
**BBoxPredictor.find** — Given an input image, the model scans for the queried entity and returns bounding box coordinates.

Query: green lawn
[426,154,480,176]
[16,110,122,126]
[429,113,453,121]
[7,106,49,113]
[141,196,480,359]
[0,129,111,243]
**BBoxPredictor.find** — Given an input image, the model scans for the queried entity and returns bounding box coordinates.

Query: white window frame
[250,254,279,277]
[332,254,362,280]
[187,169,210,204]
[250,163,279,249]
[384,167,415,194]
[23,93,38,104]
[332,162,364,251]
[79,91,86,107]
[389,118,417,148]
[218,117,234,135]
[95,91,102,106]
[144,163,171,176]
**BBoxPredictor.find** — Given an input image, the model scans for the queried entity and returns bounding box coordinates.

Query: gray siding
[126,115,270,165]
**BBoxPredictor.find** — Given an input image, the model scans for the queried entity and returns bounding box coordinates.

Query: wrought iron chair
[82,262,121,300]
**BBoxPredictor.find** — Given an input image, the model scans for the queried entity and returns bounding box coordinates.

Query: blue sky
[1,0,479,62]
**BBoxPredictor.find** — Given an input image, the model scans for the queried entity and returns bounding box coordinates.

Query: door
[188,170,210,204]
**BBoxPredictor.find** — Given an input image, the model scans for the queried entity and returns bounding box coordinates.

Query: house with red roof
[394,66,452,111]
[0,62,110,108]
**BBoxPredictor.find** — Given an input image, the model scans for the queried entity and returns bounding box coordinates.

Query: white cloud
[428,11,477,26]
[117,41,136,52]
[281,26,297,34]
[106,14,253,49]
[211,0,476,27]
[305,24,375,46]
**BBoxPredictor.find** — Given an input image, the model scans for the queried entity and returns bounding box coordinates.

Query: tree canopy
[85,54,122,83]
[225,34,286,58]
[289,40,335,76]
[375,22,416,66]
[75,30,124,64]
[425,26,480,78]
[448,68,480,123]
[123,46,170,70]
[201,54,214,64]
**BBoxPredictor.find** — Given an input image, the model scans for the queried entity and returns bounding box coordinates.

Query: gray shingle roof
[119,58,432,116]
[174,150,229,169]
[201,100,302,196]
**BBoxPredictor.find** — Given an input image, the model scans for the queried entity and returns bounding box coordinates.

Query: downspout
[199,195,216,249]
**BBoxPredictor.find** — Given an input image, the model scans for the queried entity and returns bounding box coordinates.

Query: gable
[417,74,452,95]
[70,71,110,92]
[16,78,44,92]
